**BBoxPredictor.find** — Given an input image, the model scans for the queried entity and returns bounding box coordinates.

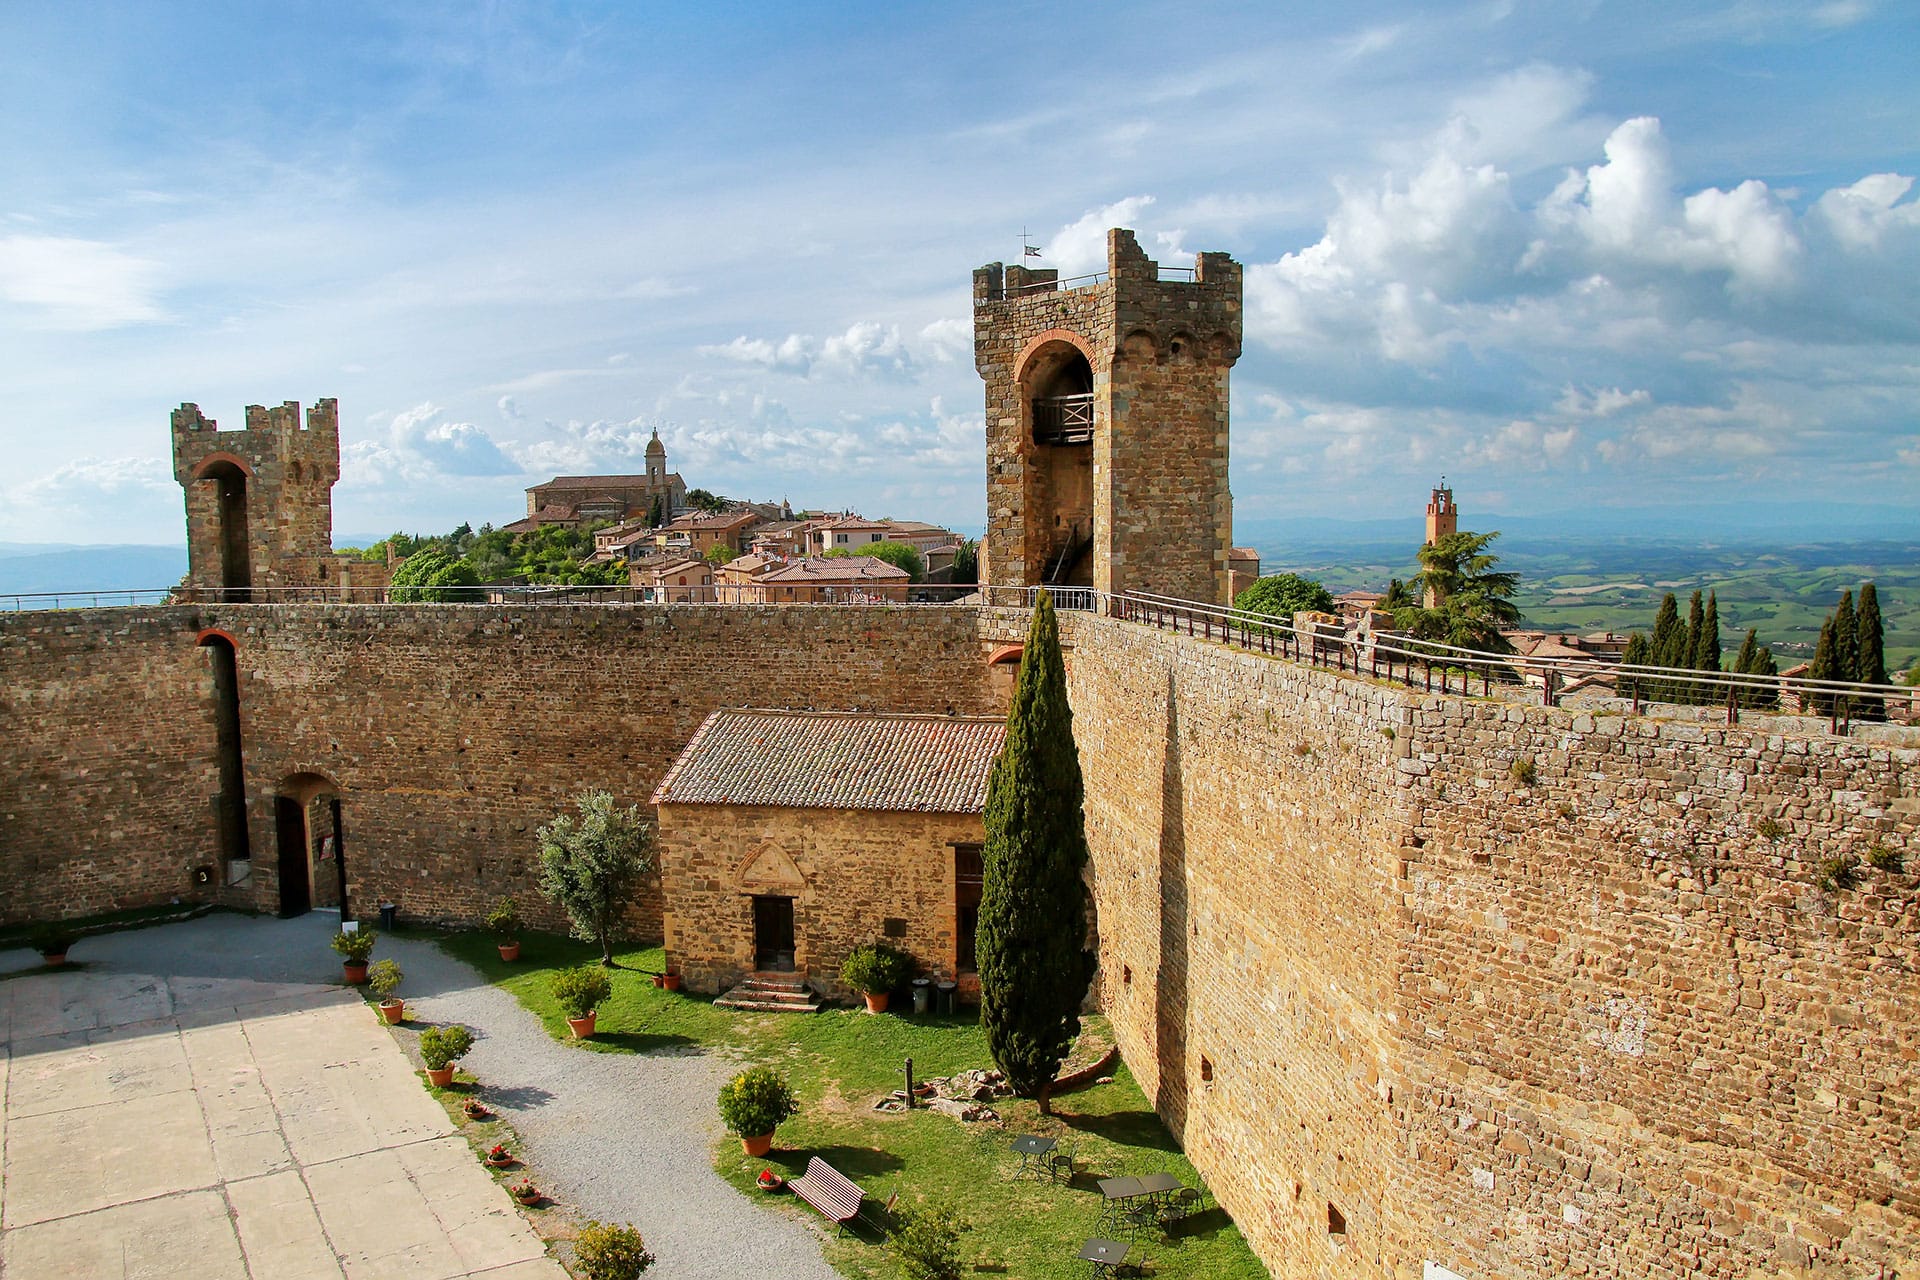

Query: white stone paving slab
[0,967,565,1280]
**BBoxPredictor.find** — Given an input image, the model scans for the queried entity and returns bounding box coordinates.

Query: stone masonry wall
[1043,608,1919,1279]
[657,802,979,998]
[0,611,223,926]
[2,604,1003,939]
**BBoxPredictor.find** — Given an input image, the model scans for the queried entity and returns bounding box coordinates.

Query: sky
[1,1,1917,548]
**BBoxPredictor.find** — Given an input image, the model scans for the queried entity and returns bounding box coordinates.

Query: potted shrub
[717,1065,798,1157]
[573,1220,654,1279]
[484,1142,514,1169]
[419,1024,475,1087]
[552,965,613,1039]
[841,942,913,1014]
[330,928,377,983]
[509,1177,541,1206]
[462,1097,492,1121]
[487,897,521,962]
[368,959,406,1023]
[32,929,78,966]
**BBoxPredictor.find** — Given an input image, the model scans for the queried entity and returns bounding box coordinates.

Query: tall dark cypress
[1696,591,1722,673]
[1732,629,1760,707]
[978,590,1096,1114]
[1752,643,1780,709]
[1649,593,1682,701]
[1857,582,1888,720]
[1619,632,1650,701]
[1808,615,1840,715]
[1834,590,1859,680]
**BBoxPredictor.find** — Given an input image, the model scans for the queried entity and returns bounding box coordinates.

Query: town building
[716,555,909,604]
[511,429,686,532]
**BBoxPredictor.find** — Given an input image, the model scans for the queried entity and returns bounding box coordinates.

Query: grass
[438,929,1268,1279]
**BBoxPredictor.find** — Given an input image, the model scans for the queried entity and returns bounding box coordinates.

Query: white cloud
[1043,197,1158,277]
[344,403,518,488]
[1556,386,1652,417]
[6,455,178,535]
[700,321,918,380]
[0,235,165,330]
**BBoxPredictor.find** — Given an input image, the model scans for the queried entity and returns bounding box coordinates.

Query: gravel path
[58,913,843,1280]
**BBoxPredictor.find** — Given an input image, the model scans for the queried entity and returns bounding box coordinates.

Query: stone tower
[646,427,667,485]
[171,399,340,601]
[1425,480,1457,546]
[974,228,1242,603]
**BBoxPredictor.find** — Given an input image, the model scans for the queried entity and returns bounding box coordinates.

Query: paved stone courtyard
[0,947,565,1279]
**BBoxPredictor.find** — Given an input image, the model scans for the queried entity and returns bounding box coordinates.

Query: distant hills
[0,545,186,597]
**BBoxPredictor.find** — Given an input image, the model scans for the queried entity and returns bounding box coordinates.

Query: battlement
[171,397,341,599]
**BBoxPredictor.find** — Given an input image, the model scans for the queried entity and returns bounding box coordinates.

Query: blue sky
[2,1,1916,547]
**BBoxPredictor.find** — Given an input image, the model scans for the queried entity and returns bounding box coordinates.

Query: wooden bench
[789,1157,864,1234]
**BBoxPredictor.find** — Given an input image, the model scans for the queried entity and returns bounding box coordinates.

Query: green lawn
[439,930,1268,1279]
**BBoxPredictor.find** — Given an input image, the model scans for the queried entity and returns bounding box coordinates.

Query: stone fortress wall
[4,600,1914,1277]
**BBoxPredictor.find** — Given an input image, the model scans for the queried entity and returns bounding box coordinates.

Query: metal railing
[1003,266,1202,297]
[5,579,1909,733]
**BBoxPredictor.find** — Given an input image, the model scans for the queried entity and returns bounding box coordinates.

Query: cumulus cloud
[1043,197,1158,276]
[700,320,918,380]
[344,403,518,488]
[0,235,165,330]
[7,454,178,534]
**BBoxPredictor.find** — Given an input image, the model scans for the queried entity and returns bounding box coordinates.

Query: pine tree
[1857,582,1887,720]
[978,590,1096,1115]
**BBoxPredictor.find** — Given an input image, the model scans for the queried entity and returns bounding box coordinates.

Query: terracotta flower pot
[486,1153,514,1169]
[567,1011,597,1039]
[661,973,682,991]
[863,991,889,1014]
[40,951,68,967]
[343,961,369,985]
[513,1186,540,1205]
[426,1065,455,1087]
[497,941,521,962]
[378,999,405,1025]
[740,1132,774,1157]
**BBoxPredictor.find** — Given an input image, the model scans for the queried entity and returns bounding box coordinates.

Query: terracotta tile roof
[653,709,1007,812]
[760,555,908,584]
[535,474,682,489]
[668,509,758,531]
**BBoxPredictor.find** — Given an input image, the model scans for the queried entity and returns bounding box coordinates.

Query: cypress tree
[1808,616,1839,715]
[1752,644,1780,709]
[1834,590,1859,678]
[1648,594,1682,701]
[1696,591,1722,673]
[1619,632,1650,701]
[1732,629,1760,707]
[1679,590,1706,703]
[978,589,1096,1115]
[1857,582,1887,720]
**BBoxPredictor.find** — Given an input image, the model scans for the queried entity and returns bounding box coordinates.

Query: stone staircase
[714,972,824,1013]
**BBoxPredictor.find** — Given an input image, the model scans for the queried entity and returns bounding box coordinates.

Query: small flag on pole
[1021,227,1042,258]
[1023,243,1042,257]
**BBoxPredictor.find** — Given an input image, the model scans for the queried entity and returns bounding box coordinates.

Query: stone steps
[715,973,823,1013]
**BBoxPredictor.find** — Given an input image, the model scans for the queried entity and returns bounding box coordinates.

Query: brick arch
[1014,328,1098,385]
[195,627,239,650]
[987,643,1024,667]
[190,451,255,481]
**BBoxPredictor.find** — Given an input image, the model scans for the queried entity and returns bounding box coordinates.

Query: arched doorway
[1018,339,1095,587]
[197,631,251,869]
[275,772,346,920]
[193,457,253,601]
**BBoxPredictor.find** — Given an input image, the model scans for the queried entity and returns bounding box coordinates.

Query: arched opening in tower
[1022,344,1095,588]
[197,631,251,870]
[197,459,253,601]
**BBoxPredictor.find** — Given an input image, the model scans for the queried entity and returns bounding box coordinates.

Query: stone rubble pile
[871,1067,1013,1121]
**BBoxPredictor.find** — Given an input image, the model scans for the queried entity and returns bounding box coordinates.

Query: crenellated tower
[171,399,341,600]
[974,228,1242,603]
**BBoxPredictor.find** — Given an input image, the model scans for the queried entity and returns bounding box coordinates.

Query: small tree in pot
[32,929,78,966]
[368,959,405,1024]
[718,1065,798,1156]
[552,965,613,1039]
[486,897,521,962]
[330,928,377,983]
[419,1024,475,1088]
[841,942,913,1014]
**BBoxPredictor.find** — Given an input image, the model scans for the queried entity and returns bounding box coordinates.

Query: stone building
[653,709,1004,999]
[514,428,686,531]
[974,228,1241,602]
[171,399,342,601]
